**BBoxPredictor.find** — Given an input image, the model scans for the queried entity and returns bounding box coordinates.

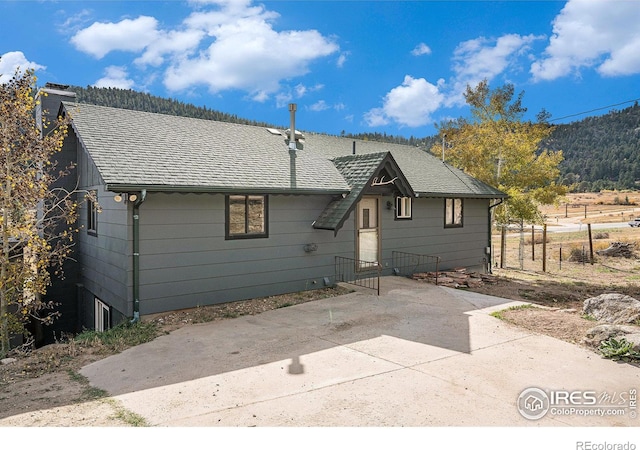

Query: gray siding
[380,196,491,272]
[135,192,490,316]
[73,181,491,322]
[137,193,354,315]
[77,182,131,324]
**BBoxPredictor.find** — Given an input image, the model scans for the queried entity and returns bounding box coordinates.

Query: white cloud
[134,28,205,67]
[275,83,324,107]
[364,75,445,128]
[70,16,160,59]
[164,13,338,96]
[309,100,329,112]
[294,83,307,98]
[411,43,432,56]
[57,9,93,34]
[531,0,640,80]
[337,52,349,68]
[251,90,269,102]
[0,51,46,83]
[448,33,542,106]
[69,2,339,102]
[363,107,389,127]
[275,92,293,108]
[93,66,135,89]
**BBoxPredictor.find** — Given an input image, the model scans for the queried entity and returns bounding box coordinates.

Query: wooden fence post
[588,223,594,264]
[542,224,547,272]
[500,225,506,268]
[531,225,535,261]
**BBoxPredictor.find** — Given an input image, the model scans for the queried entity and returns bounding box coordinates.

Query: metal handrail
[391,251,440,285]
[335,256,381,295]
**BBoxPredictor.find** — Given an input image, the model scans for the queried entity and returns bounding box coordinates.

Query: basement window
[94,298,110,332]
[225,195,269,239]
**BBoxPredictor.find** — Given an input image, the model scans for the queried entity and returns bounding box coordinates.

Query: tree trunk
[1,161,12,356]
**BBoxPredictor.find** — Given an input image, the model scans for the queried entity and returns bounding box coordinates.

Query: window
[87,193,98,235]
[395,197,412,219]
[226,195,269,239]
[445,198,463,227]
[94,298,110,332]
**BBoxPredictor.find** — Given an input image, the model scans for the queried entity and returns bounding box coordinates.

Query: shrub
[599,337,640,362]
[567,247,589,262]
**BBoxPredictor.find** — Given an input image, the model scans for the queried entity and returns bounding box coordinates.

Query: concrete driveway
[81,277,639,426]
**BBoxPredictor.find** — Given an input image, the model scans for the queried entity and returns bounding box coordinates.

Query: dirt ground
[2,192,640,427]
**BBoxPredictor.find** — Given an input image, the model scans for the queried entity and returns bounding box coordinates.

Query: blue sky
[2,0,640,138]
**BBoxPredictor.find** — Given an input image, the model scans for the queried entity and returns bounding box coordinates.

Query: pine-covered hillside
[544,102,640,192]
[70,85,281,129]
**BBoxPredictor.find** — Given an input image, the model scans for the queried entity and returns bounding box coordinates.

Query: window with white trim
[395,196,412,219]
[445,198,463,228]
[94,298,110,332]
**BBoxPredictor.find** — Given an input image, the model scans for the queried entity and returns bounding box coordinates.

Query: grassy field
[541,191,640,224]
[493,226,640,281]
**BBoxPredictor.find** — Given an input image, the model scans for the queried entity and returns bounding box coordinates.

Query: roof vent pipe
[353,141,356,155]
[288,103,297,151]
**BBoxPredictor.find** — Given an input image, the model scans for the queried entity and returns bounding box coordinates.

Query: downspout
[487,198,504,274]
[131,190,147,323]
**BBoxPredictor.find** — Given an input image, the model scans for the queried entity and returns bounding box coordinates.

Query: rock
[582,293,640,324]
[583,324,640,348]
[596,242,635,258]
[1,357,17,365]
[626,334,640,352]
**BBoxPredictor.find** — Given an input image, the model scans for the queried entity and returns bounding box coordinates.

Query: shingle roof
[314,152,412,232]
[64,102,349,193]
[308,134,506,198]
[63,102,506,199]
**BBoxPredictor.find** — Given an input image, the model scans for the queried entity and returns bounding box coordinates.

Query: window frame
[444,198,464,228]
[395,196,412,220]
[87,193,98,236]
[225,194,269,240]
[94,297,110,332]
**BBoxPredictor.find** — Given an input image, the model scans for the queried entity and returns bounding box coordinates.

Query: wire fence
[492,223,636,276]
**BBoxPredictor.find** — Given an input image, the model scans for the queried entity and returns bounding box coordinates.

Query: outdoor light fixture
[113,193,139,203]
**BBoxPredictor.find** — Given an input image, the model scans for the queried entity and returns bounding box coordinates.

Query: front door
[357,196,380,269]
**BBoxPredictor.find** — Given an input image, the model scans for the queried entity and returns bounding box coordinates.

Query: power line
[550,97,640,123]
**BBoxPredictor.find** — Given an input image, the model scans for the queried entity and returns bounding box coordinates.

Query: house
[37,84,506,335]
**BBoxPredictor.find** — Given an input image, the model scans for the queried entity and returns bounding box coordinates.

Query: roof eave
[104,183,349,195]
[416,192,508,199]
